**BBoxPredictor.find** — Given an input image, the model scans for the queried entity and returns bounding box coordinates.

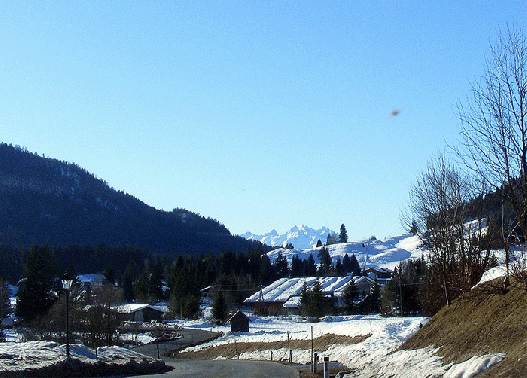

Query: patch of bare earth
[177,333,370,360]
[400,277,527,377]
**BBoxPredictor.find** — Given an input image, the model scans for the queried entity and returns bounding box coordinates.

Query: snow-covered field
[177,314,504,378]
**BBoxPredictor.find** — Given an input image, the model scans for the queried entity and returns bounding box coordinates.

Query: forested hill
[0,143,256,255]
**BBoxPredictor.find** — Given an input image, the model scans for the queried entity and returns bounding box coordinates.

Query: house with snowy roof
[364,267,393,285]
[77,274,105,291]
[244,276,369,316]
[114,304,166,322]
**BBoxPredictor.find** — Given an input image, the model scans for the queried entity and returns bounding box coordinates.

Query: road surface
[130,359,299,378]
[130,328,299,377]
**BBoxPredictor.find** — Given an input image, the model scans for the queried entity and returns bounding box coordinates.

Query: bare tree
[457,27,527,237]
[406,153,491,312]
[81,283,123,348]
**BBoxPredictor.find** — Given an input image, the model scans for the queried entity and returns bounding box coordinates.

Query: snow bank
[0,341,166,376]
[444,354,505,378]
[179,315,503,378]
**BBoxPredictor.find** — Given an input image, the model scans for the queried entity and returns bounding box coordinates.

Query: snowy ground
[176,313,504,378]
[0,340,165,375]
[0,314,505,378]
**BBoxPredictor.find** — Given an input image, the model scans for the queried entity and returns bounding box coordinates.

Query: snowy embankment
[179,315,504,378]
[0,341,166,377]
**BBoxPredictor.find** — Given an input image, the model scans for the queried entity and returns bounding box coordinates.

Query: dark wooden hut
[229,310,250,332]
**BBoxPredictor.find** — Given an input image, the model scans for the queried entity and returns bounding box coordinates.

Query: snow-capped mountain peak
[241,225,336,249]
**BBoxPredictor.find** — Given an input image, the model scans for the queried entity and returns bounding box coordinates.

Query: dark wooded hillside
[0,143,257,256]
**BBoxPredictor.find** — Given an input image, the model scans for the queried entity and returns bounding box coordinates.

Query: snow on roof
[114,304,166,313]
[244,276,358,304]
[365,267,393,273]
[77,274,105,284]
[283,296,301,308]
[228,310,250,322]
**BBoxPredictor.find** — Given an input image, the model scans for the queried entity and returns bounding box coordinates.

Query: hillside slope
[0,143,256,255]
[267,233,424,270]
[400,277,527,377]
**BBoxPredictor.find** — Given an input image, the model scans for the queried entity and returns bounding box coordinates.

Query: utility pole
[311,326,314,372]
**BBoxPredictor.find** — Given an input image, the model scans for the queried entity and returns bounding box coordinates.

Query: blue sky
[1,1,526,239]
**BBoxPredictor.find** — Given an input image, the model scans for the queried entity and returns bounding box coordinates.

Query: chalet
[364,268,393,285]
[245,276,358,316]
[77,274,105,291]
[354,276,375,294]
[114,304,166,322]
[200,286,214,299]
[229,310,250,332]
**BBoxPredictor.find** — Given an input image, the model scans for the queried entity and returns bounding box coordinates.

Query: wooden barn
[229,310,250,332]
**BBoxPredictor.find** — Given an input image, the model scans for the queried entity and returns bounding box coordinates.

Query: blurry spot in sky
[390,109,402,118]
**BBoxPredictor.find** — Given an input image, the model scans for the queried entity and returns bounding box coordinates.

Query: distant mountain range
[0,143,259,256]
[242,225,335,250]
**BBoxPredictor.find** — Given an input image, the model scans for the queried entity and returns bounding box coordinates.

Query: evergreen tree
[16,246,57,323]
[362,281,381,313]
[149,260,164,302]
[103,265,116,285]
[342,254,361,276]
[339,224,348,243]
[120,262,137,302]
[349,254,361,276]
[274,252,289,278]
[0,280,10,332]
[133,269,151,303]
[170,293,201,320]
[317,247,332,276]
[326,233,339,245]
[342,254,352,274]
[335,257,343,276]
[303,254,317,276]
[212,290,229,324]
[259,255,275,284]
[409,220,419,235]
[220,249,236,276]
[341,280,360,314]
[290,255,303,277]
[386,259,425,315]
[300,281,328,319]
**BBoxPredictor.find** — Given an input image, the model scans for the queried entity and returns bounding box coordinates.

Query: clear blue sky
[1,1,526,239]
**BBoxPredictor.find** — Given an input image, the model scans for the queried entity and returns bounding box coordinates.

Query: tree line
[5,240,371,335]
